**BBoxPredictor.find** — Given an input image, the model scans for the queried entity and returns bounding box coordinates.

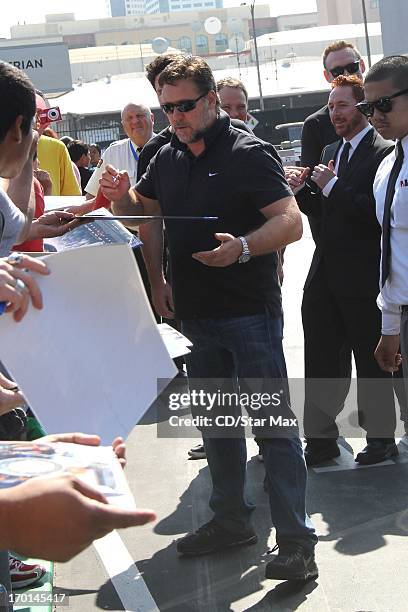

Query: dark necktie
[337,141,351,178]
[381,140,404,287]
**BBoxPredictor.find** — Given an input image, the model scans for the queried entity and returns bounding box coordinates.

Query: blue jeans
[182,310,317,552]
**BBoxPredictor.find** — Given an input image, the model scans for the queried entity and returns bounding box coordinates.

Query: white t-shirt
[0,187,25,256]
[85,138,140,196]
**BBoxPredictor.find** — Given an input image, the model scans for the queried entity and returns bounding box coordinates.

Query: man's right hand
[151,278,174,319]
[374,334,402,373]
[0,254,49,322]
[100,164,131,201]
[2,473,156,562]
[0,384,26,416]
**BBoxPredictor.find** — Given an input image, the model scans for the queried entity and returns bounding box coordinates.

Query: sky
[0,0,317,38]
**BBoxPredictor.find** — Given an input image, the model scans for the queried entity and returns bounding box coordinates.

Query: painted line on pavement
[94,531,159,612]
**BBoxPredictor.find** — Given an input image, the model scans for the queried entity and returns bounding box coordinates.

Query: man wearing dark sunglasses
[101,54,318,583]
[301,41,365,177]
[368,57,408,442]
[138,55,253,327]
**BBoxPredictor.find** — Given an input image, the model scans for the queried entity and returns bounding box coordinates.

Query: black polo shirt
[136,112,292,320]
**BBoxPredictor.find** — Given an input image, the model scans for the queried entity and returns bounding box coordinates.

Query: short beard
[175,110,217,144]
[176,126,209,144]
[188,127,210,143]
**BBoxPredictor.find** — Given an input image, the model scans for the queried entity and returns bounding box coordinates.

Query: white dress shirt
[375,135,408,334]
[322,125,372,197]
[85,138,141,196]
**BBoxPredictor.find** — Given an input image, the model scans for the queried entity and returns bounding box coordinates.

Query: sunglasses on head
[356,87,408,117]
[161,92,208,115]
[329,60,360,79]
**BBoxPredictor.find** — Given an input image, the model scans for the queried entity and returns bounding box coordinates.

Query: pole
[250,1,264,111]
[269,40,278,81]
[361,0,372,67]
[139,41,145,71]
[235,35,242,79]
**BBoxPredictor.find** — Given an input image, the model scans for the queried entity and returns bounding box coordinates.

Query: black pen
[76,215,219,221]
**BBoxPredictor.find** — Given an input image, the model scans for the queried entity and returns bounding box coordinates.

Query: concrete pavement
[55,219,408,611]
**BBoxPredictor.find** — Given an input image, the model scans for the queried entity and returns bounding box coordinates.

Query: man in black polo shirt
[138,54,253,322]
[100,55,318,582]
[140,56,255,460]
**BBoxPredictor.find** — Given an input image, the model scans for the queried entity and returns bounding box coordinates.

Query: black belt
[402,305,408,315]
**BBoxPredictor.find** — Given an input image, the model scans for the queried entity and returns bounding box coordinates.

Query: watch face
[239,253,251,263]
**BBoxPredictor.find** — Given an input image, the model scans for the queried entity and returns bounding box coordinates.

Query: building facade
[108,0,221,15]
[317,0,379,25]
[108,0,127,17]
[379,0,408,55]
[10,7,264,54]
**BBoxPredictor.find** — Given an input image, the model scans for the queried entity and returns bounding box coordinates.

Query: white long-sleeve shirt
[375,135,408,334]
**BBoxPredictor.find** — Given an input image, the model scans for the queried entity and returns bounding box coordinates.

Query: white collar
[398,134,408,156]
[343,124,372,151]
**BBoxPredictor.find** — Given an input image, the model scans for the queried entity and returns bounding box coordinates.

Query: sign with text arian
[0,42,72,94]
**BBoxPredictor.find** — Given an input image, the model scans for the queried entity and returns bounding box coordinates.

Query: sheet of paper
[0,244,177,443]
[158,323,193,359]
[44,195,87,211]
[45,207,142,251]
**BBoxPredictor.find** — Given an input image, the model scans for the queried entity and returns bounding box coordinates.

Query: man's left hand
[192,233,242,267]
[311,160,336,189]
[374,334,402,373]
[32,211,80,238]
[38,433,127,469]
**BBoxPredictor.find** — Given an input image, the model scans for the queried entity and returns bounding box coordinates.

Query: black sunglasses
[329,61,360,79]
[161,92,208,115]
[356,87,408,117]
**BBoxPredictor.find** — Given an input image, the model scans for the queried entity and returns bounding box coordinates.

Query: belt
[402,305,408,315]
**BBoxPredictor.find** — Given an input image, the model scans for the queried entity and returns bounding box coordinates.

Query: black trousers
[302,266,396,441]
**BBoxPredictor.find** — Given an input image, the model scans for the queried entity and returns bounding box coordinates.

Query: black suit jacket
[300,106,338,244]
[301,105,338,170]
[297,128,394,298]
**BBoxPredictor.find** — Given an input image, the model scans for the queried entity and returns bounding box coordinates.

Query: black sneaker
[176,520,257,556]
[265,544,318,581]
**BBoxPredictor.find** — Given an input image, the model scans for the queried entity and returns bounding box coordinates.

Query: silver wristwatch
[238,236,251,263]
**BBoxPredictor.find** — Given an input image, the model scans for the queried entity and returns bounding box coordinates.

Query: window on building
[196,34,209,55]
[370,0,379,8]
[215,32,228,52]
[178,36,192,52]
